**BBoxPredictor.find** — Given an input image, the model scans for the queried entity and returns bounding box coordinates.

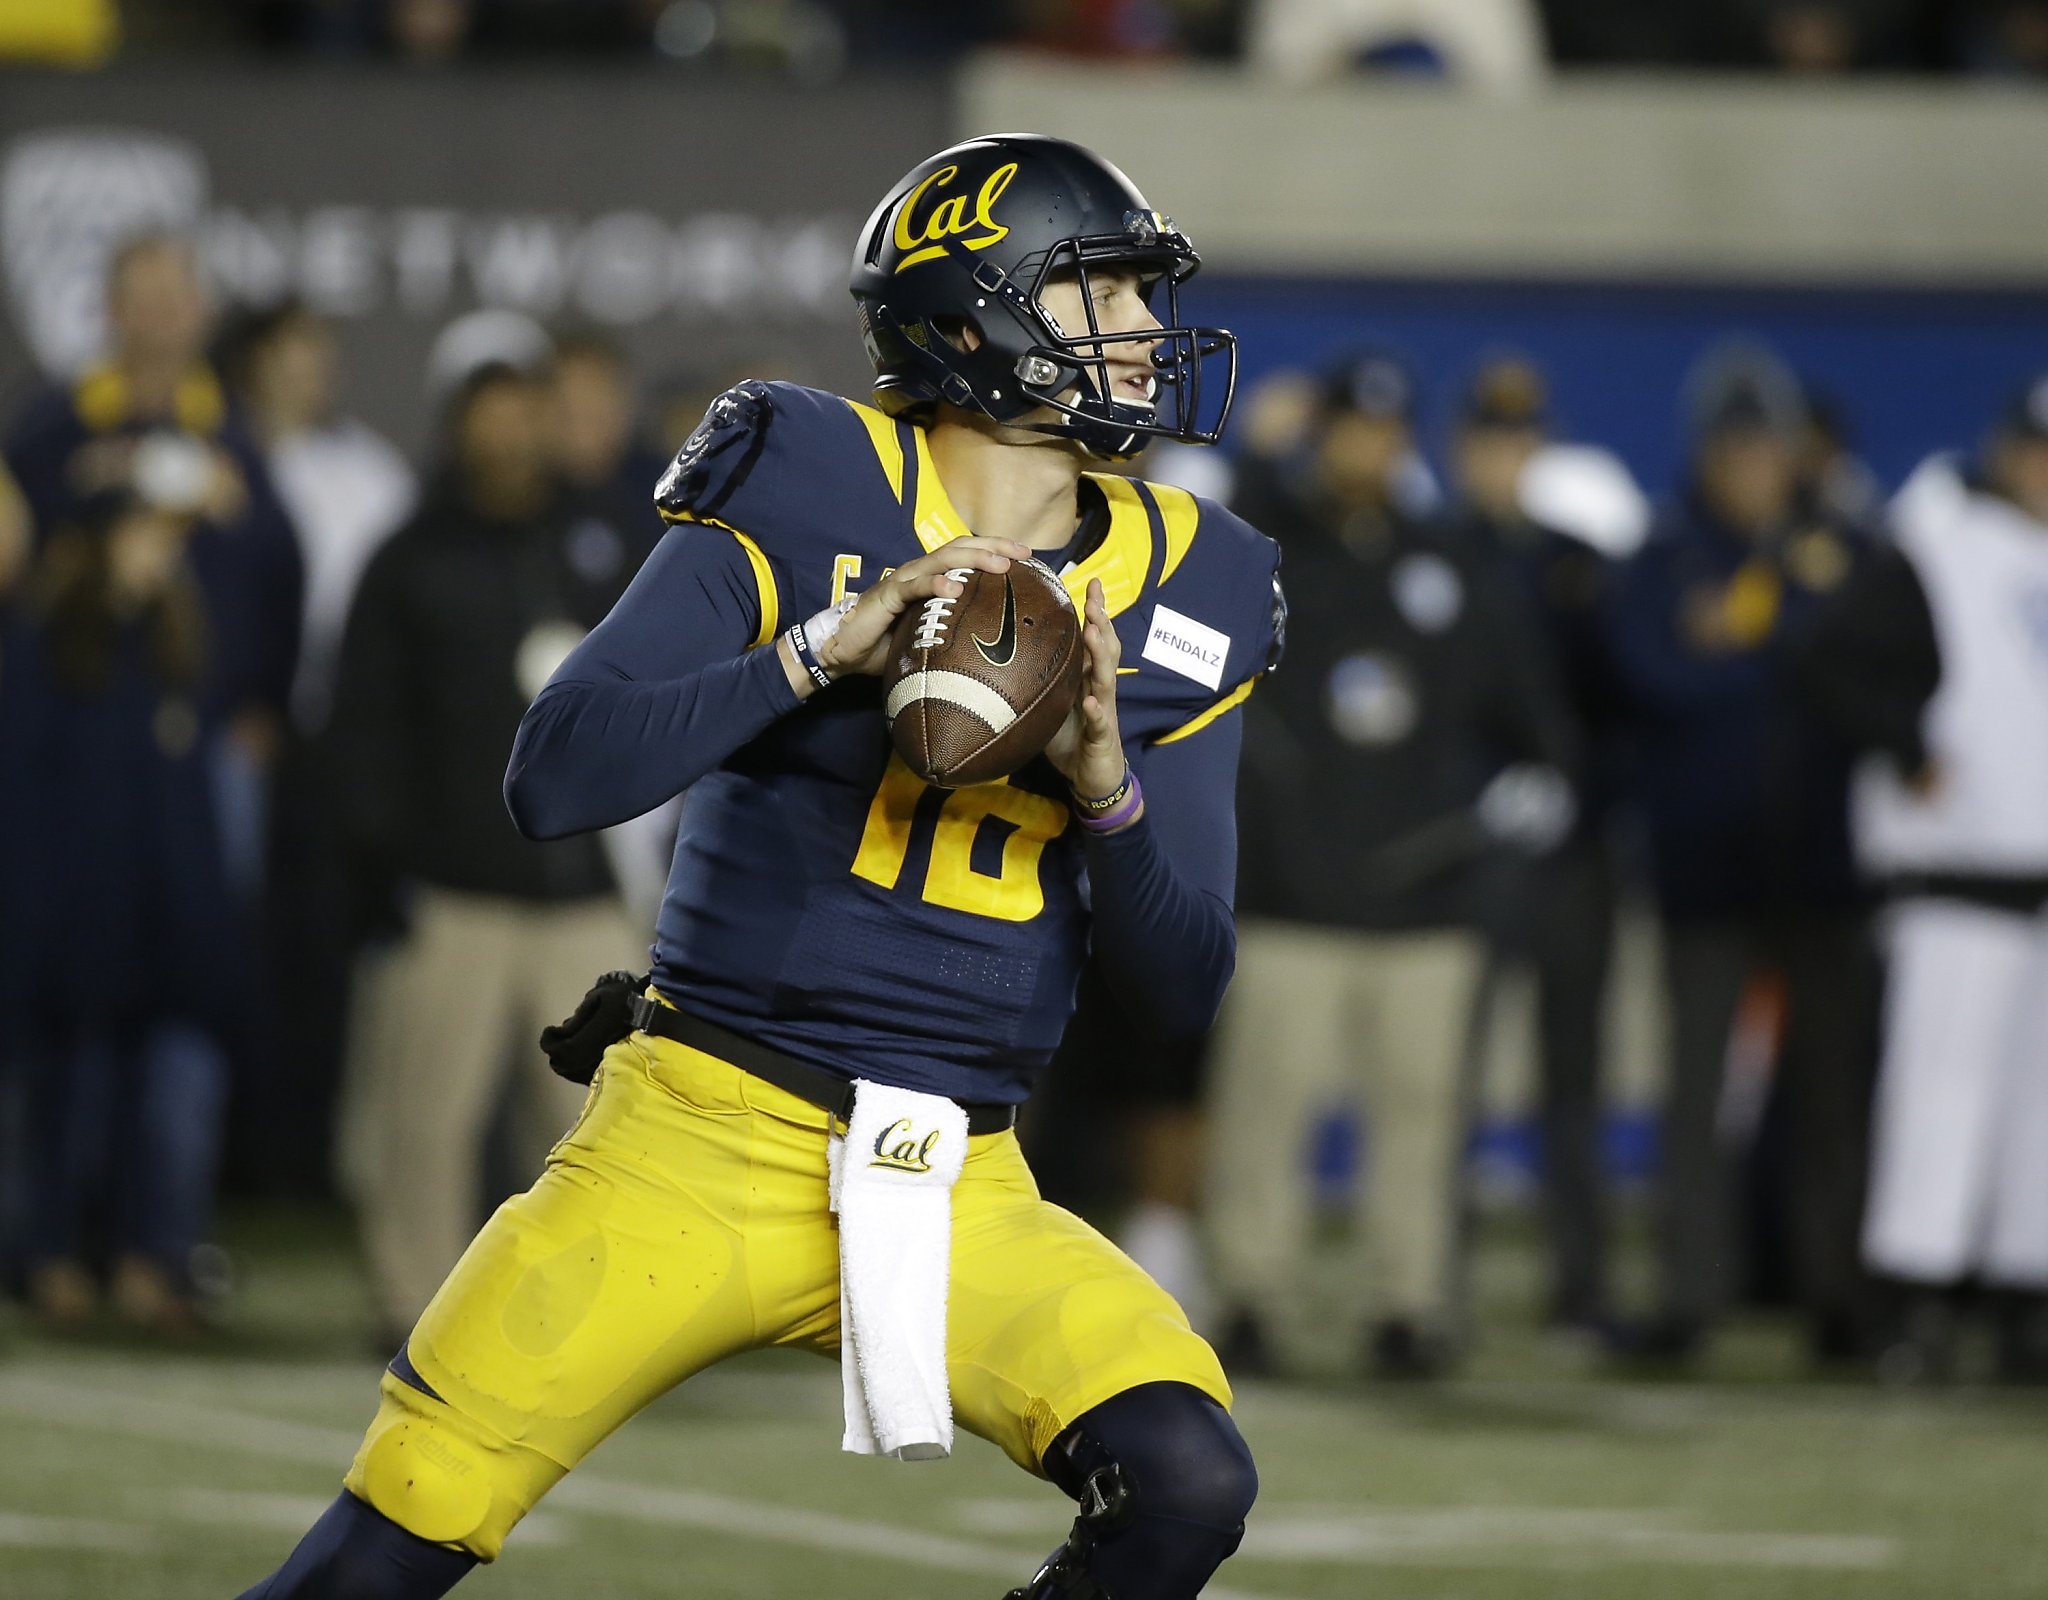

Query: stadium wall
[963,58,2048,495]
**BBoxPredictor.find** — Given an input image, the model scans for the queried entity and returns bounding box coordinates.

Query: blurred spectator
[1716,0,1922,68]
[1026,964,1217,1325]
[0,460,27,601]
[328,361,641,1338]
[550,332,668,561]
[389,0,470,59]
[0,491,247,1335]
[546,332,674,919]
[0,0,118,63]
[1445,356,1623,1333]
[216,300,414,1195]
[218,300,415,734]
[1956,0,2048,71]
[3,234,302,763]
[1246,0,1551,90]
[1,234,301,1306]
[1206,352,1576,1378]
[1796,389,1884,534]
[1852,378,2048,1382]
[1606,344,1882,1366]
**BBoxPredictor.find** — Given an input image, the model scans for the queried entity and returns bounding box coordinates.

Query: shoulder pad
[653,379,775,523]
[648,381,889,564]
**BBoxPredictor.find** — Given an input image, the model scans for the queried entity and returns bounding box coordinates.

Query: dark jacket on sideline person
[0,518,247,1033]
[3,369,302,723]
[1606,494,1875,921]
[1234,499,1578,933]
[325,480,640,912]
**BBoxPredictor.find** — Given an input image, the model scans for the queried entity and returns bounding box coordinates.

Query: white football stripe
[886,670,1017,735]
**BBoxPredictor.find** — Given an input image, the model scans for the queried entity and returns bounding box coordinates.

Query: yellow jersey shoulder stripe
[652,512,780,650]
[1152,674,1259,746]
[842,398,906,505]
[1072,472,1153,618]
[1146,481,1202,586]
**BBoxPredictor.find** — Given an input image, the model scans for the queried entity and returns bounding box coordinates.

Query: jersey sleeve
[503,519,800,840]
[652,379,897,617]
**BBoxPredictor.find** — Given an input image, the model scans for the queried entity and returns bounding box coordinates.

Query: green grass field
[3,1204,2044,1600]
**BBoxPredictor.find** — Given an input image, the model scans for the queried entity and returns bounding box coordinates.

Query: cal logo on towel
[870,1118,942,1174]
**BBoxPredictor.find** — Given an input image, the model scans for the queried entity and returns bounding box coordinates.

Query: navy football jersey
[530,381,1280,1101]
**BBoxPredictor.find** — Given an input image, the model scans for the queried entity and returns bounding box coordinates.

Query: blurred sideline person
[0,492,246,1335]
[1,234,300,1328]
[328,362,641,1339]
[1853,378,2048,1382]
[1446,357,1624,1332]
[550,331,669,543]
[1606,346,1881,1365]
[547,333,675,921]
[218,300,416,1196]
[218,300,416,734]
[1207,353,1576,1378]
[3,234,302,770]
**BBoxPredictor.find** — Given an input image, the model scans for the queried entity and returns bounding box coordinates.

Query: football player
[235,132,1283,1600]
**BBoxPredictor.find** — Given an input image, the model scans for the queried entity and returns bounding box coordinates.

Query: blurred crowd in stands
[4,233,2048,1402]
[8,0,2048,77]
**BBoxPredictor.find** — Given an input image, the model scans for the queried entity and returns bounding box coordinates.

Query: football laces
[910,568,975,652]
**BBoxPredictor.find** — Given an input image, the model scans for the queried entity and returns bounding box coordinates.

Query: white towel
[827,1080,969,1460]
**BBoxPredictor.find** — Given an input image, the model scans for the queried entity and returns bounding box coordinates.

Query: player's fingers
[913,536,1029,577]
[1084,583,1119,667]
[941,534,1033,561]
[872,560,971,614]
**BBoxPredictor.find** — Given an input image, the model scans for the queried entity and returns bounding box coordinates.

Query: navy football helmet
[850,133,1237,461]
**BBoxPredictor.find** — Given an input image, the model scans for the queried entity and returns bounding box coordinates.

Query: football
[883,556,1084,787]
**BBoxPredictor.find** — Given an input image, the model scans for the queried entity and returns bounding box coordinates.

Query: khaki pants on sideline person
[1206,917,1486,1333]
[346,886,644,1334]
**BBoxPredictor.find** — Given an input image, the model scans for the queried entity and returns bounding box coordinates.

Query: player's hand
[1044,579,1127,799]
[791,536,1032,691]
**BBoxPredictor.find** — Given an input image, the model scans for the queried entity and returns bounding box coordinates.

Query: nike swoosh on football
[971,578,1019,668]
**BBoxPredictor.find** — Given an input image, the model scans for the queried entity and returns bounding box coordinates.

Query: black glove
[538,970,647,1085]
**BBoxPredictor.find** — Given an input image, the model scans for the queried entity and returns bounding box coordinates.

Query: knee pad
[1005,1382,1258,1600]
[356,1415,495,1548]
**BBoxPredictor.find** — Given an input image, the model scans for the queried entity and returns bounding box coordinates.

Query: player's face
[1037,266,1164,411]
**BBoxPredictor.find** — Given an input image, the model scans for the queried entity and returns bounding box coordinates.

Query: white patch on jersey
[1143,604,1229,691]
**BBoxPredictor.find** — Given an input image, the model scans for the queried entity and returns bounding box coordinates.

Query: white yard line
[0,1373,1295,1600]
[0,1509,157,1552]
[953,1499,1899,1573]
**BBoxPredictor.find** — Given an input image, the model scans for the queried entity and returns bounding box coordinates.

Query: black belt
[627,998,1017,1137]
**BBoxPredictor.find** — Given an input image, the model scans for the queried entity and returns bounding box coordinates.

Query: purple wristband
[1073,769,1144,834]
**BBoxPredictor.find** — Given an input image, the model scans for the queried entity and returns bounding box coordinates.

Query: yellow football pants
[342,1029,1231,1559]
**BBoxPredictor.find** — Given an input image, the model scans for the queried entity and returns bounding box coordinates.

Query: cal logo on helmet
[891,162,1018,273]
